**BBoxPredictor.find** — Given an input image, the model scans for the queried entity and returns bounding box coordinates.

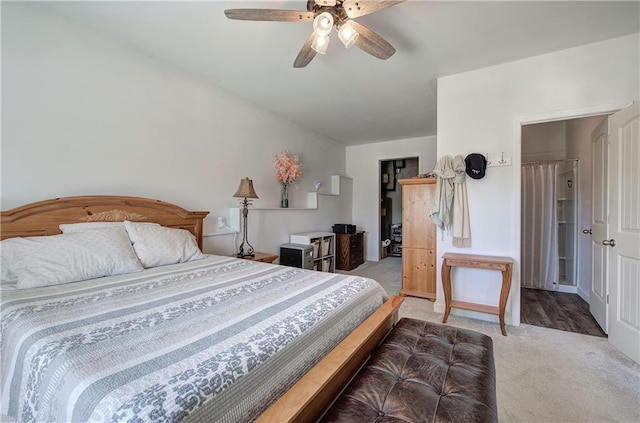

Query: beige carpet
[342,257,640,423]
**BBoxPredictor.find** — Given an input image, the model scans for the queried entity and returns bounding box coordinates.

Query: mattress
[0,255,387,423]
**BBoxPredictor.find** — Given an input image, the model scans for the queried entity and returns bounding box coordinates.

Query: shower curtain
[521,162,560,290]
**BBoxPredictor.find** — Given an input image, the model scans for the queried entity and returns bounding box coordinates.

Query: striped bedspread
[1,255,387,423]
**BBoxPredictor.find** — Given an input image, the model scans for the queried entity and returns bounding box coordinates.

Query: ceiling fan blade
[293,33,318,68]
[349,20,396,60]
[224,9,314,22]
[342,0,406,19]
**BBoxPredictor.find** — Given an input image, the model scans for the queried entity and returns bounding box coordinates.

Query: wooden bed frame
[257,295,403,422]
[0,195,209,249]
[0,195,403,422]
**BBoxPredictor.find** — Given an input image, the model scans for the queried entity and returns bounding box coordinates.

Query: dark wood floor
[520,288,607,337]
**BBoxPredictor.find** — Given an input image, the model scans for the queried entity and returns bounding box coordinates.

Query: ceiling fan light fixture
[338,21,359,48]
[311,35,330,54]
[313,12,334,37]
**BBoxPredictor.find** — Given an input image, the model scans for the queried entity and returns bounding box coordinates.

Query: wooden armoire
[398,178,437,300]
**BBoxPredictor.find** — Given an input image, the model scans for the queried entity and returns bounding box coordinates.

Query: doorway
[379,157,419,259]
[520,114,608,336]
[520,288,606,337]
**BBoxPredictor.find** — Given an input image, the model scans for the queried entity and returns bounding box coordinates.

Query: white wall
[346,136,437,261]
[522,120,567,162]
[437,34,639,326]
[1,2,351,256]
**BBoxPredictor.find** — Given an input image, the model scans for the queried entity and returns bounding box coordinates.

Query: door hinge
[607,295,609,305]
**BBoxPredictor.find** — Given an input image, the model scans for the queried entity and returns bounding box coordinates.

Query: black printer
[332,224,356,234]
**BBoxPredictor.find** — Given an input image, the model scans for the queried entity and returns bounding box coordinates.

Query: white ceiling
[41,1,639,145]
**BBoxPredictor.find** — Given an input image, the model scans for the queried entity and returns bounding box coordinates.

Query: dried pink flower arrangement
[273,150,303,186]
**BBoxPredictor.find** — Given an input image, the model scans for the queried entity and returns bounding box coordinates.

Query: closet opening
[521,157,579,293]
[379,157,419,260]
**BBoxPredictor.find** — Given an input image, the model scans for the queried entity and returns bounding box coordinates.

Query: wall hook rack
[486,152,512,167]
[498,152,507,165]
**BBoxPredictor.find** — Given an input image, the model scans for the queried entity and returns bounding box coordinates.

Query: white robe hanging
[429,155,455,230]
[452,155,471,247]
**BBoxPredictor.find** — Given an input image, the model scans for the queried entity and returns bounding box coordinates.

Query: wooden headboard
[0,196,210,249]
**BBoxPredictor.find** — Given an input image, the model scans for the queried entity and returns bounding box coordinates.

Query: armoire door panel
[401,183,436,249]
[400,248,436,299]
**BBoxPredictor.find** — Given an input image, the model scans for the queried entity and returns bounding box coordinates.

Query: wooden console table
[441,253,513,336]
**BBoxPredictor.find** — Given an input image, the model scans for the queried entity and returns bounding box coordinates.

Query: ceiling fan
[224,0,405,68]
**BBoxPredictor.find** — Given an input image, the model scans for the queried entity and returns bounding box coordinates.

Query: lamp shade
[311,35,330,54]
[233,177,259,199]
[338,21,359,48]
[313,12,334,37]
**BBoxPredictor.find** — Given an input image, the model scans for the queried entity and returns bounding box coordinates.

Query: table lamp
[233,177,259,257]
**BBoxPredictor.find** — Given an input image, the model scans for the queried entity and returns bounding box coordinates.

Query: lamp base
[237,197,255,259]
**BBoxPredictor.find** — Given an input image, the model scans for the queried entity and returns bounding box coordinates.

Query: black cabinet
[336,231,365,271]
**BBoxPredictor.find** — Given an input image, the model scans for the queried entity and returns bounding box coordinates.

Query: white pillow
[123,221,206,268]
[1,227,144,289]
[60,221,159,234]
[1,239,19,283]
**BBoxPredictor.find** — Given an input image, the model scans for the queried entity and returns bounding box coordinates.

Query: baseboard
[557,284,578,294]
[577,286,590,302]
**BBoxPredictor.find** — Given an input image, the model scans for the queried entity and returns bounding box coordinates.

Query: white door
[590,118,609,332]
[607,102,640,364]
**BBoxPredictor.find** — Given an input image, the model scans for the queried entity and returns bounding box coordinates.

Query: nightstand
[234,252,278,263]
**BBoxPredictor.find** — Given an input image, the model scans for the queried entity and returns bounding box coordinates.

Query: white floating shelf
[237,175,351,211]
[316,175,348,196]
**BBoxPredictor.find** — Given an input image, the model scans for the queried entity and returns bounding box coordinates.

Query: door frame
[512,102,631,327]
[378,155,421,259]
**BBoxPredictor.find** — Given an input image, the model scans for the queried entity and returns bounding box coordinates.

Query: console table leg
[443,308,451,323]
[498,264,512,336]
[442,263,452,323]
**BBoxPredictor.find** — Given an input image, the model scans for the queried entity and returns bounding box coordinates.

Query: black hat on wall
[465,153,487,179]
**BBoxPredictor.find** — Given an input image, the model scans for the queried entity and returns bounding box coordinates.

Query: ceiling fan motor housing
[309,0,350,26]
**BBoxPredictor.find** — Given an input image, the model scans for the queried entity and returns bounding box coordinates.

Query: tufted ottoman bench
[320,318,498,423]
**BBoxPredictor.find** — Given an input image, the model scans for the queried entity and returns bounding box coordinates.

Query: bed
[0,196,401,423]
